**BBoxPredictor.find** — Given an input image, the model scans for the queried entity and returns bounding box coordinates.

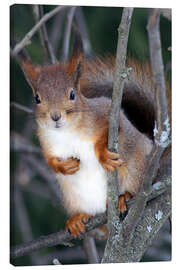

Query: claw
[118,192,132,220]
[65,213,91,237]
[102,150,123,172]
[48,156,80,174]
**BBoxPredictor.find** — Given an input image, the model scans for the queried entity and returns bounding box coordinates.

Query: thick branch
[121,8,171,246]
[102,8,171,263]
[131,190,171,262]
[10,213,107,259]
[102,7,134,263]
[12,6,67,57]
[10,179,170,260]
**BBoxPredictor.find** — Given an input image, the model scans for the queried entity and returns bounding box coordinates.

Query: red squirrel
[16,34,155,237]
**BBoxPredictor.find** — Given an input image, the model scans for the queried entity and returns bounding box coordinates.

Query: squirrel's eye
[35,94,41,104]
[69,90,75,100]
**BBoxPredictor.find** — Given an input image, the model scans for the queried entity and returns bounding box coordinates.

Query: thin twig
[12,184,41,264]
[38,5,57,64]
[24,154,62,207]
[83,235,99,264]
[52,258,62,265]
[147,8,170,147]
[161,9,171,21]
[41,248,104,264]
[75,7,92,56]
[61,6,77,60]
[11,132,41,154]
[10,101,33,114]
[32,5,49,63]
[12,6,67,57]
[49,10,65,53]
[11,118,42,264]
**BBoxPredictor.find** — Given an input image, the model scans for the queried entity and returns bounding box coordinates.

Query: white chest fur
[40,127,107,216]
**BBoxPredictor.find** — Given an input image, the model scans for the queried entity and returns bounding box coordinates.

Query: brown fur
[46,156,80,175]
[65,213,91,237]
[19,49,155,236]
[118,192,132,214]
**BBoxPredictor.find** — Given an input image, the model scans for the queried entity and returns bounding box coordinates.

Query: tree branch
[74,7,92,56]
[102,8,171,263]
[10,177,170,260]
[24,154,62,207]
[52,258,62,265]
[117,7,171,248]
[32,5,57,64]
[38,5,57,64]
[49,10,65,54]
[11,132,41,154]
[131,190,171,262]
[10,213,107,259]
[147,8,170,148]
[12,183,42,264]
[102,7,134,263]
[161,9,171,21]
[12,6,68,57]
[61,6,77,60]
[83,235,99,264]
[10,101,33,114]
[32,5,49,63]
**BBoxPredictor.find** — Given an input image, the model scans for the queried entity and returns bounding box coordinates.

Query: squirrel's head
[20,30,86,130]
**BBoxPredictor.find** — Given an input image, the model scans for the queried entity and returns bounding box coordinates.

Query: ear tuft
[11,40,41,95]
[21,60,41,95]
[67,26,84,87]
[72,60,82,88]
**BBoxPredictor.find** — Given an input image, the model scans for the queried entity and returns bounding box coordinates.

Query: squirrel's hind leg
[65,213,91,237]
[118,192,132,219]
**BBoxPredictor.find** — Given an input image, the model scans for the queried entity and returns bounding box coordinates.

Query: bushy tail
[81,56,171,140]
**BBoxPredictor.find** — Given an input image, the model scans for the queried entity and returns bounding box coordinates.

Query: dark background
[10,5,171,266]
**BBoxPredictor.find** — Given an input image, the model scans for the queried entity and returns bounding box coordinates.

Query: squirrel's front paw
[100,150,123,172]
[48,157,80,174]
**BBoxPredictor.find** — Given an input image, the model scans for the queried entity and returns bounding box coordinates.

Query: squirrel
[14,32,162,238]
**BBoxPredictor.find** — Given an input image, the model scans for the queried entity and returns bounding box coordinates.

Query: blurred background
[10,4,171,266]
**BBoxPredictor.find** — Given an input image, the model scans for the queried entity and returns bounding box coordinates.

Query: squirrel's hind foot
[65,213,91,237]
[118,192,132,219]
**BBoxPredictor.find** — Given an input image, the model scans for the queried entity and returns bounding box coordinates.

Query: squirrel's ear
[20,59,41,95]
[13,44,41,95]
[67,27,83,89]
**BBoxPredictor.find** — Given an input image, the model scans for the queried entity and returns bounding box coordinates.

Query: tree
[10,5,171,265]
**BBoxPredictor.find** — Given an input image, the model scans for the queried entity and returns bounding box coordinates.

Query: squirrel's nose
[51,114,61,122]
